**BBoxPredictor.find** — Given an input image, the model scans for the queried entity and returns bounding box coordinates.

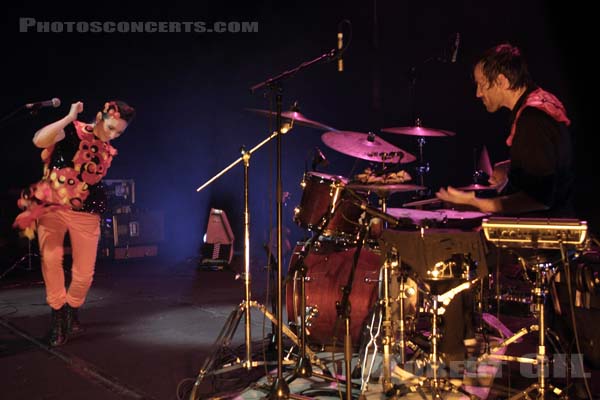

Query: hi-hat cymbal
[347,183,426,194]
[245,108,336,131]
[322,131,416,163]
[455,184,498,191]
[381,126,456,137]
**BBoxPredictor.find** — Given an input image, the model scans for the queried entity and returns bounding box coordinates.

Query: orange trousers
[37,209,100,310]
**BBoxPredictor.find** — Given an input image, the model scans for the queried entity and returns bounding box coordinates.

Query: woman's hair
[102,100,136,123]
[476,43,533,90]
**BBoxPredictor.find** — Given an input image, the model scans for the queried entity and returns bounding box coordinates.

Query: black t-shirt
[504,93,574,217]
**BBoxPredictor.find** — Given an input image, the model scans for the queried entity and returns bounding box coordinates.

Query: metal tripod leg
[1,238,38,280]
[189,300,325,400]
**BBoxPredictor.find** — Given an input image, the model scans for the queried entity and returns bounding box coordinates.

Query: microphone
[25,98,61,109]
[451,32,460,63]
[337,31,344,72]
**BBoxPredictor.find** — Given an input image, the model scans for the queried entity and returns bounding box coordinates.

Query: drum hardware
[346,183,427,220]
[381,119,455,196]
[480,217,591,399]
[193,62,341,396]
[425,253,477,282]
[192,136,325,399]
[387,278,479,400]
[248,43,355,398]
[333,224,371,400]
[422,278,479,399]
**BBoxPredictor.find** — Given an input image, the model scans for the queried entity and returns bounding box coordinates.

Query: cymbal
[347,183,426,193]
[381,126,456,137]
[455,184,498,191]
[322,131,416,163]
[245,108,336,131]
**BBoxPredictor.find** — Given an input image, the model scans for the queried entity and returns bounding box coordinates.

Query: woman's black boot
[49,306,67,347]
[66,304,85,337]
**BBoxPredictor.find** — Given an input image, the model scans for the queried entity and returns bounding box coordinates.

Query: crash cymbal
[380,126,456,137]
[245,108,336,131]
[347,183,426,193]
[322,131,416,163]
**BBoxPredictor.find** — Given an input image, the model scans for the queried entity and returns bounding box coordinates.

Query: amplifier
[103,179,135,212]
[109,210,164,247]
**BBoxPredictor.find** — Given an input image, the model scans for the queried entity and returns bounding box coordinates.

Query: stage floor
[0,255,598,400]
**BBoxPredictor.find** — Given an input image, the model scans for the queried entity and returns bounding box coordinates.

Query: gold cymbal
[245,108,336,131]
[380,126,456,137]
[347,183,426,193]
[322,131,416,163]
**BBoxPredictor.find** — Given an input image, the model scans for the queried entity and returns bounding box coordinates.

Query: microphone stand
[190,127,323,400]
[250,46,344,400]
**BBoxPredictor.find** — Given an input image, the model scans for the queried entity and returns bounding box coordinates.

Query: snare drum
[293,172,365,238]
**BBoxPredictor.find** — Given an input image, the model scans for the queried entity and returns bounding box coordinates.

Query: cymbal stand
[404,279,478,399]
[250,41,348,399]
[380,247,400,394]
[191,126,319,400]
[359,245,410,397]
[477,259,566,399]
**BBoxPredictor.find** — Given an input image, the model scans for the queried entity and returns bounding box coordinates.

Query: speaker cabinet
[111,210,164,247]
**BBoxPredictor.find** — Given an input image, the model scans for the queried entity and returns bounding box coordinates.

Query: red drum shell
[286,241,380,348]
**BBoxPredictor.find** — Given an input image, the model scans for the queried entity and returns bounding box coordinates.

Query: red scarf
[506,87,571,146]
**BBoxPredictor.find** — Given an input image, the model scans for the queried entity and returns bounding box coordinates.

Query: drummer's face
[474,63,503,113]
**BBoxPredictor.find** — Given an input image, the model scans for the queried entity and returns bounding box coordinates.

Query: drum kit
[192,107,574,400]
[246,108,492,399]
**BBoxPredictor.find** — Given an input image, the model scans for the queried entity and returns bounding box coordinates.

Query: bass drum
[286,241,380,349]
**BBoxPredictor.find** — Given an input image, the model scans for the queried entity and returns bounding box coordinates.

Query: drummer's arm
[436,186,548,214]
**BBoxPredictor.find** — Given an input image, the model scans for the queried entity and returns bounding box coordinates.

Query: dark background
[0,1,595,265]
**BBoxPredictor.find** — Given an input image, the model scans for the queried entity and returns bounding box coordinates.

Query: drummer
[436,43,574,218]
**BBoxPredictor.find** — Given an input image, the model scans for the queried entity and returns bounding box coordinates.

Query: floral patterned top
[13,121,117,238]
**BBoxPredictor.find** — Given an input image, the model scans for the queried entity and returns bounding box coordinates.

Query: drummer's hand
[435,186,475,206]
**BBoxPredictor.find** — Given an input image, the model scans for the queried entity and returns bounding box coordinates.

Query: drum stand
[191,128,322,400]
[477,258,566,399]
[388,279,479,399]
[330,224,370,400]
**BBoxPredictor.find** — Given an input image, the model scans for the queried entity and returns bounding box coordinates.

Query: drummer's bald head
[476,43,533,90]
